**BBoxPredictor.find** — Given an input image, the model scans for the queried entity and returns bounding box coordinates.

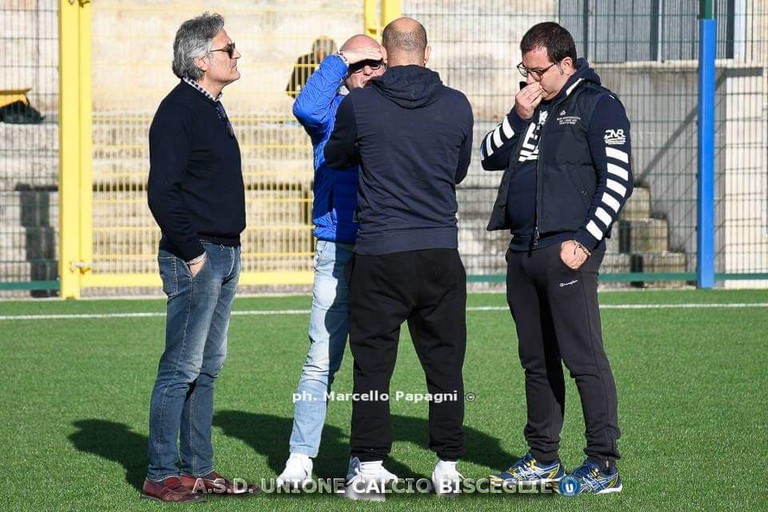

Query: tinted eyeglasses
[348,59,384,75]
[517,61,555,80]
[210,42,237,58]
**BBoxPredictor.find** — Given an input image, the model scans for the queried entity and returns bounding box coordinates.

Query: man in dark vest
[482,21,633,495]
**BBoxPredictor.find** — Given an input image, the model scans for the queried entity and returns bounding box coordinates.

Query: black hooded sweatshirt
[324,65,474,256]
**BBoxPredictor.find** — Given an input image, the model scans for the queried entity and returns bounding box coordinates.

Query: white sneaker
[342,456,399,501]
[276,453,313,488]
[431,460,463,496]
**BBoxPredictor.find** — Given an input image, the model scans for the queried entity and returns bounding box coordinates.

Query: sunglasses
[210,42,237,58]
[348,59,384,75]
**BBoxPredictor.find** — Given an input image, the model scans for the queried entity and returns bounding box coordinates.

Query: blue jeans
[147,242,240,481]
[289,240,353,457]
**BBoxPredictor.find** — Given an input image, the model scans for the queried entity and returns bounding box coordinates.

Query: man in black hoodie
[325,17,473,500]
[481,22,632,495]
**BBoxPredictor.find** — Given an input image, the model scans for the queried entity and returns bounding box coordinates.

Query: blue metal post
[697,14,716,288]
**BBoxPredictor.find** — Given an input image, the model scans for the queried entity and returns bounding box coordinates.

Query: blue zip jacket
[292,54,359,244]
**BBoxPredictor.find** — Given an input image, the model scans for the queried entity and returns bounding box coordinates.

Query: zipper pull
[533,227,540,246]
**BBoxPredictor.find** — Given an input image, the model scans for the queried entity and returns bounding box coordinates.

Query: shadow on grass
[68,419,147,491]
[67,413,518,494]
[214,410,517,479]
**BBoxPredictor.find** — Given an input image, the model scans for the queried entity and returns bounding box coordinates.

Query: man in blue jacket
[325,17,473,500]
[276,33,386,488]
[481,22,632,495]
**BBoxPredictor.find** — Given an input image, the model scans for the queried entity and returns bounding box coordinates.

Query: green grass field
[2,289,767,511]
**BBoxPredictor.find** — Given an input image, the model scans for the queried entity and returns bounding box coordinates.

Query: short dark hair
[382,20,427,53]
[520,22,577,64]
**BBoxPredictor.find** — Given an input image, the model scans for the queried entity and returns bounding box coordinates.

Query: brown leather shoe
[141,476,207,503]
[180,471,260,496]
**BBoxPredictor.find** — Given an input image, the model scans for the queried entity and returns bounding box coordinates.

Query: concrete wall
[91,0,364,114]
[2,1,767,292]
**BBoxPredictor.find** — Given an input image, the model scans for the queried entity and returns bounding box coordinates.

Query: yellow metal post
[381,0,402,27]
[364,0,379,36]
[59,0,93,299]
[78,1,93,284]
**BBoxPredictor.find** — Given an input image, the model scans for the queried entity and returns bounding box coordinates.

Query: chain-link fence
[2,0,767,297]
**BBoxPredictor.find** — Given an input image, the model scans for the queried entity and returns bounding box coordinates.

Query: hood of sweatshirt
[372,65,444,109]
[571,58,601,85]
[552,58,602,101]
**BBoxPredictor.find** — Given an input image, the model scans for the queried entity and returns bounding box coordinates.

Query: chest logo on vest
[557,111,581,126]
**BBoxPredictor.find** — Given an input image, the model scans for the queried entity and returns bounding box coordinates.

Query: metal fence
[404,0,768,287]
[1,0,767,298]
[0,0,59,297]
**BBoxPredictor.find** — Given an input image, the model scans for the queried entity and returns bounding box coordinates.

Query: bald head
[340,34,380,52]
[382,17,430,66]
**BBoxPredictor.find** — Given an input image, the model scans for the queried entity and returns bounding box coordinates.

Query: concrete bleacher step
[601,253,632,273]
[0,156,59,191]
[620,186,651,221]
[91,117,312,147]
[630,251,687,273]
[0,261,34,281]
[0,226,28,260]
[620,218,670,253]
[0,122,58,151]
[0,189,59,225]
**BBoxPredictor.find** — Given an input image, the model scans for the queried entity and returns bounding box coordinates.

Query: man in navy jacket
[325,16,473,500]
[482,22,632,495]
[276,34,386,488]
[144,13,257,502]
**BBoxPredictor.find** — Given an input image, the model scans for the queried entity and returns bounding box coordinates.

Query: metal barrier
[1,0,766,297]
[0,1,60,297]
[403,0,768,288]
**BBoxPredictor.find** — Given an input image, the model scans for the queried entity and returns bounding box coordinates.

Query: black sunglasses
[210,42,236,58]
[348,59,384,75]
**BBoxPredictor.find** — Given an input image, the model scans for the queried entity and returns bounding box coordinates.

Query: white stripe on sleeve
[502,116,514,139]
[482,136,492,157]
[607,179,627,198]
[492,128,503,151]
[606,147,629,163]
[595,207,613,227]
[602,192,621,213]
[607,163,629,181]
[586,220,604,240]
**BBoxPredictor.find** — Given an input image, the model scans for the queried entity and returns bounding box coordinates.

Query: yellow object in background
[0,88,31,109]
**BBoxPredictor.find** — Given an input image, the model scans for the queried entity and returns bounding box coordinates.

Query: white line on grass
[0,303,766,321]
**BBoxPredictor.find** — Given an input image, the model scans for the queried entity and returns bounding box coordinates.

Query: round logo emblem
[558,475,581,497]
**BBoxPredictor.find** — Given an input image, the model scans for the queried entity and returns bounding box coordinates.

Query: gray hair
[172,12,225,80]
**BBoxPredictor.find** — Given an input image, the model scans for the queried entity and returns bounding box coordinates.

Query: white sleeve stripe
[602,192,621,213]
[595,207,613,227]
[586,220,604,240]
[492,128,503,152]
[607,179,627,197]
[606,147,629,163]
[502,115,514,139]
[607,163,629,181]
[482,136,491,157]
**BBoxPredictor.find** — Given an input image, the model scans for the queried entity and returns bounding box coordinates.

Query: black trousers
[346,249,466,462]
[506,244,620,465]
